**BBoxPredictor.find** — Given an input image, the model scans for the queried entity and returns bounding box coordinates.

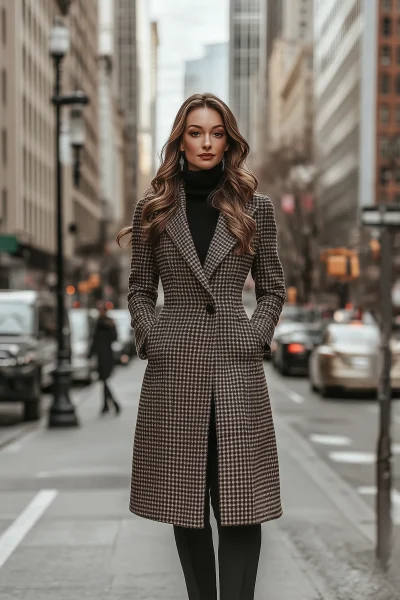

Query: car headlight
[17,352,36,365]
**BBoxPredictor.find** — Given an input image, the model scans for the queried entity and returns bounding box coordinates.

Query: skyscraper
[314,0,364,248]
[0,0,100,289]
[229,0,267,146]
[114,0,138,220]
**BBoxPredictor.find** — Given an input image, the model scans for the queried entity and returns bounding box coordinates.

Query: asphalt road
[266,361,400,543]
[0,348,400,597]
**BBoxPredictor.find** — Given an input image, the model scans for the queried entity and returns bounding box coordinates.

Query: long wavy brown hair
[116,93,258,255]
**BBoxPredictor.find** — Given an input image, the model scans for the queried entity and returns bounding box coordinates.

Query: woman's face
[180,107,229,171]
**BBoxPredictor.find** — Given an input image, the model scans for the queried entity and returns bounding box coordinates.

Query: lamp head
[49,17,70,59]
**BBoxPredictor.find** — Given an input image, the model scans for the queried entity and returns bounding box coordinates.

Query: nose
[203,135,212,150]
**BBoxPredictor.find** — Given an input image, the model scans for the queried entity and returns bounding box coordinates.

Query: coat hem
[129,504,283,529]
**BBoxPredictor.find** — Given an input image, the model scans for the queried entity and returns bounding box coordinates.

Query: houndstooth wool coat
[127,181,286,529]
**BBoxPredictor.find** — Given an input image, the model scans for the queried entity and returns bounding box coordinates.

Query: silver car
[69,308,97,384]
[309,323,399,396]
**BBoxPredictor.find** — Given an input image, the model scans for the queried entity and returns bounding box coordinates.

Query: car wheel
[24,371,42,421]
[24,400,40,421]
[319,385,330,398]
[281,363,290,376]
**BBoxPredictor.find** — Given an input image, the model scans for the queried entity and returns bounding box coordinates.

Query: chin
[194,159,220,170]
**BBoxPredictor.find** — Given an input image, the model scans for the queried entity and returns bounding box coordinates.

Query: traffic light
[369,238,380,259]
[286,286,297,304]
[321,248,360,281]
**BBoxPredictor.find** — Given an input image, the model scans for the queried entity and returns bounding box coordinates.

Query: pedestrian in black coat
[88,303,121,415]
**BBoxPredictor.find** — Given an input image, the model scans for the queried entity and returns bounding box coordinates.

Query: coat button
[205,303,215,315]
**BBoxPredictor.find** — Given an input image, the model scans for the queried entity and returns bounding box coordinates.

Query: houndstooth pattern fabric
[127,181,286,529]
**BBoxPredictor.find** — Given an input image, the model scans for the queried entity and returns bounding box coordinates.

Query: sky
[149,0,230,157]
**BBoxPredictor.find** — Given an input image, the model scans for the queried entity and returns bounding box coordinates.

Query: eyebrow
[187,124,225,129]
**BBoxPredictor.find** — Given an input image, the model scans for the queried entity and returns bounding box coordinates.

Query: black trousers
[173,398,262,600]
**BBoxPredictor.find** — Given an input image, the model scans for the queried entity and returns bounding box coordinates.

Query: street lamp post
[48,17,89,428]
[361,206,399,570]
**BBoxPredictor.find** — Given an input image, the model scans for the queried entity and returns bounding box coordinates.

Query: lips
[199,154,215,159]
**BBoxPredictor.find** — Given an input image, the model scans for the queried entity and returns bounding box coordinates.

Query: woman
[118,93,286,600]
[88,303,121,415]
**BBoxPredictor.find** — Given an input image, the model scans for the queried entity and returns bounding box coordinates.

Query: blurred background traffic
[0,0,399,417]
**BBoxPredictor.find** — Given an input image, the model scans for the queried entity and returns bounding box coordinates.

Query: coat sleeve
[250,196,286,358]
[127,197,159,360]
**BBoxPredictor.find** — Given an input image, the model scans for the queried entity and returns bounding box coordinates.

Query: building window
[1,8,5,45]
[1,188,7,229]
[381,45,392,65]
[383,17,392,36]
[381,72,391,94]
[382,0,392,9]
[380,104,390,124]
[1,69,5,105]
[1,129,6,166]
[380,136,390,158]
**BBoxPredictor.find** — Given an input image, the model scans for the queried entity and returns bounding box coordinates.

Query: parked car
[68,308,97,384]
[309,322,389,396]
[273,323,324,376]
[107,309,135,365]
[271,321,308,363]
[0,290,69,421]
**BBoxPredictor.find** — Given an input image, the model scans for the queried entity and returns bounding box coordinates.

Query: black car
[273,324,324,376]
[0,290,71,421]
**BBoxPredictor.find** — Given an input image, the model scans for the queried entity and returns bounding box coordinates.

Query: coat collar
[165,181,258,295]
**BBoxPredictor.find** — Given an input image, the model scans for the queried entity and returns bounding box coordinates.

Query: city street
[0,336,400,598]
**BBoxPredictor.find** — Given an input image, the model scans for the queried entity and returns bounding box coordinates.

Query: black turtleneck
[181,160,223,266]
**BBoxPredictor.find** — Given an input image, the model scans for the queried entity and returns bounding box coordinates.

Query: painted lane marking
[358,486,400,525]
[309,434,352,447]
[329,447,400,464]
[270,380,305,405]
[329,451,375,464]
[0,489,58,569]
[288,390,304,404]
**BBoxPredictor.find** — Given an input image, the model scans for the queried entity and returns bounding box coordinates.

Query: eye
[189,131,201,137]
[214,132,224,138]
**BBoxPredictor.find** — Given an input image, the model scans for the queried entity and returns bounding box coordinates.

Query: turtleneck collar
[181,159,223,201]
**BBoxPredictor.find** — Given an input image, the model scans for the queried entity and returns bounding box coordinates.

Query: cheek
[184,135,199,154]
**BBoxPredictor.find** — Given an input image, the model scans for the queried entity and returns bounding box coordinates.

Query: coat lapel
[165,181,258,292]
[204,192,258,280]
[165,182,213,295]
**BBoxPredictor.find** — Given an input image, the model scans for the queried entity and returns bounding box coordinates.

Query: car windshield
[330,325,380,345]
[69,310,89,342]
[306,328,324,345]
[0,302,34,336]
[280,305,316,323]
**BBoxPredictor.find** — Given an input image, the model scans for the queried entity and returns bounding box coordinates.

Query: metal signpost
[361,205,400,570]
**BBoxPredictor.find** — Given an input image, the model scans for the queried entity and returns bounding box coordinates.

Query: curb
[275,414,376,544]
[0,382,99,453]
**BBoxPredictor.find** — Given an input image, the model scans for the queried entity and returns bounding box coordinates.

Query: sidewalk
[0,362,398,599]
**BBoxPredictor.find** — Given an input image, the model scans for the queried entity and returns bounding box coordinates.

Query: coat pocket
[146,308,169,360]
[236,311,264,355]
